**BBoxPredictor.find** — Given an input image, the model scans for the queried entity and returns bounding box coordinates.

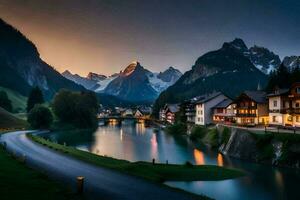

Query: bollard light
[77,176,84,194]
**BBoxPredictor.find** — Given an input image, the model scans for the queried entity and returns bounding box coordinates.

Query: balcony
[236,113,257,117]
[269,109,288,114]
[287,108,300,114]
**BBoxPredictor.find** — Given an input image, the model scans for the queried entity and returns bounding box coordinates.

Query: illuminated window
[288,115,292,122]
[251,102,255,106]
[296,87,300,94]
[296,116,300,122]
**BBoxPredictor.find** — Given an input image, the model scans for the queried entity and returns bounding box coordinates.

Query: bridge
[98,116,151,125]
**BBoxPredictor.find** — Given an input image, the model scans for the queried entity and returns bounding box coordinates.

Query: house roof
[165,104,180,113]
[266,88,290,97]
[137,107,152,115]
[213,99,233,108]
[242,91,267,103]
[195,92,223,104]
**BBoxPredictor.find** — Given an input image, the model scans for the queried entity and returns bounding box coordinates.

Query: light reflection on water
[42,122,300,200]
[194,149,205,165]
[217,153,224,167]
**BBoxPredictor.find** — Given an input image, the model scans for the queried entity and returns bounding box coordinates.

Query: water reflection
[217,153,224,166]
[41,122,300,200]
[194,149,205,165]
[151,133,158,159]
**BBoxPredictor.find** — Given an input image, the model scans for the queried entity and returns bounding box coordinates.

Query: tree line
[22,87,99,129]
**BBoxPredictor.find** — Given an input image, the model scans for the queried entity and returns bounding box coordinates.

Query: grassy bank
[29,134,245,183]
[0,146,78,200]
[0,107,28,130]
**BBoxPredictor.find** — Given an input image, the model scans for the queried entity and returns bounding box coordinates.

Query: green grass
[0,147,79,200]
[0,86,27,113]
[29,134,245,183]
[0,107,28,129]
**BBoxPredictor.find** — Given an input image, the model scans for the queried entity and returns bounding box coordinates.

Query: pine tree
[0,91,12,112]
[27,87,44,113]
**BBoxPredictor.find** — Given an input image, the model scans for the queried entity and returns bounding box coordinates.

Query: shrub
[190,125,207,140]
[27,104,53,129]
[203,128,219,148]
[185,161,193,167]
[165,123,187,135]
[52,90,99,128]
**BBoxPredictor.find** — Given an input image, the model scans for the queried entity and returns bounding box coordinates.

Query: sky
[0,0,299,76]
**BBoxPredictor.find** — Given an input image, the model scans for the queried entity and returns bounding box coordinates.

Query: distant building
[159,104,180,124]
[268,83,300,127]
[212,99,236,123]
[181,99,196,124]
[235,91,268,125]
[122,108,133,117]
[195,92,229,125]
[134,107,152,118]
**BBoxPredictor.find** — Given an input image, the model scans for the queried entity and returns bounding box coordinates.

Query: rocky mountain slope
[153,38,268,116]
[227,38,281,74]
[282,56,300,71]
[62,70,98,90]
[0,18,85,99]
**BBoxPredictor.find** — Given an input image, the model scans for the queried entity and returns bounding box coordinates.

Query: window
[296,116,300,123]
[200,110,203,115]
[198,117,200,122]
[296,87,300,94]
[200,117,203,122]
[273,116,277,122]
[273,100,278,107]
[296,103,300,108]
[251,102,255,106]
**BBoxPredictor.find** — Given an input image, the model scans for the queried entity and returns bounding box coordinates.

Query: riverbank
[0,144,78,200]
[217,125,300,168]
[166,123,300,168]
[29,133,244,183]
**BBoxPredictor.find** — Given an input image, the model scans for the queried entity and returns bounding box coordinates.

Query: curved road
[0,131,199,200]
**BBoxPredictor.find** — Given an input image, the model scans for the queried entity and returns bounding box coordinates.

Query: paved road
[0,131,199,200]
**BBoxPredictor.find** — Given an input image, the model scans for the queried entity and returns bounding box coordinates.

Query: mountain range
[62,62,182,102]
[0,18,299,110]
[153,38,299,116]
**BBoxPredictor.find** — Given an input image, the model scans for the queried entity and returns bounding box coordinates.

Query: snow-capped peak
[122,61,140,76]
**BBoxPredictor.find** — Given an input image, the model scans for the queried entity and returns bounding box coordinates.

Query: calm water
[42,121,300,200]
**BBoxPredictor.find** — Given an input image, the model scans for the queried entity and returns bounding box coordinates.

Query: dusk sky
[0,0,299,76]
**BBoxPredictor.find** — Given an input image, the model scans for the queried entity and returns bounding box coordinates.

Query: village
[159,82,300,131]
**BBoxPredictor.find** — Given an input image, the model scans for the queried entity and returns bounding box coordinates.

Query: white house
[195,92,229,125]
[267,89,289,126]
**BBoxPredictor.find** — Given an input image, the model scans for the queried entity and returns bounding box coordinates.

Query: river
[42,121,300,200]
